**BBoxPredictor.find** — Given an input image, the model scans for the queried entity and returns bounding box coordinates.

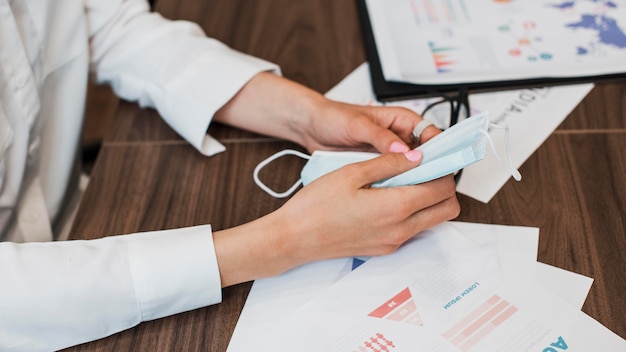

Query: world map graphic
[548,0,626,53]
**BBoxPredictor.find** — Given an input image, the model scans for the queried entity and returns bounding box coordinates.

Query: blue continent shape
[567,14,626,49]
[549,1,576,9]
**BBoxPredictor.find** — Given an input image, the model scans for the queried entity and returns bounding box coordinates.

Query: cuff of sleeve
[161,46,281,156]
[125,225,222,321]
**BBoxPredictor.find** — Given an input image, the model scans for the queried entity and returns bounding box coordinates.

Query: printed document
[226,222,596,351]
[268,223,625,351]
[366,0,626,85]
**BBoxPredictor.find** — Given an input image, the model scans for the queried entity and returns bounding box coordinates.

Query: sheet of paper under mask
[324,63,594,203]
[449,222,593,311]
[226,222,593,351]
[254,223,624,351]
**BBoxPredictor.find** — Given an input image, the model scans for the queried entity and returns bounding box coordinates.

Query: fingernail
[389,141,410,153]
[403,149,422,162]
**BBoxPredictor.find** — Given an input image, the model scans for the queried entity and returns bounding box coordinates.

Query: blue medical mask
[254,112,521,198]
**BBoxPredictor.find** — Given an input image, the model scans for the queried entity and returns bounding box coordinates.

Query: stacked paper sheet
[226,222,625,351]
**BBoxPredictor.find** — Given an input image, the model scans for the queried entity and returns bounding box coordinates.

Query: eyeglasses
[419,88,471,183]
[420,88,471,131]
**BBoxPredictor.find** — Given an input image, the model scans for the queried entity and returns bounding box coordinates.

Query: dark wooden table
[64,0,626,350]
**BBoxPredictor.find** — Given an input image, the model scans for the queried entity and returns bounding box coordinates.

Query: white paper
[451,222,593,310]
[226,222,594,351]
[226,258,352,352]
[325,63,593,202]
[366,0,626,85]
[271,224,625,351]
[534,262,594,310]
[455,85,594,202]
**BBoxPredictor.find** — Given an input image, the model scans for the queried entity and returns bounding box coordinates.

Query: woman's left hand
[298,99,440,154]
[213,72,439,153]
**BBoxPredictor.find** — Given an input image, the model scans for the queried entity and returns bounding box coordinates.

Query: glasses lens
[422,100,453,129]
[385,93,471,130]
[421,96,470,130]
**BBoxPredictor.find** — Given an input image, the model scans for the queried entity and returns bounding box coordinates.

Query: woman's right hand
[212,149,460,287]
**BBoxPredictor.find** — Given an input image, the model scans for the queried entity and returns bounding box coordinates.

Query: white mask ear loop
[480,124,522,181]
[253,149,311,198]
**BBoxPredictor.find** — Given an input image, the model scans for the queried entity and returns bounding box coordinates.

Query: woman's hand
[213,72,440,153]
[296,99,440,154]
[213,72,456,288]
[213,150,460,287]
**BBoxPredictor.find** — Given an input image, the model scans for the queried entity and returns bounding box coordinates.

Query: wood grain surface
[64,0,626,350]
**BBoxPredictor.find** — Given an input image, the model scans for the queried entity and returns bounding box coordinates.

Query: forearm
[212,211,304,287]
[213,72,326,148]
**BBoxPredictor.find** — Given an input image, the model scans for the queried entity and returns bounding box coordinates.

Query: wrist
[212,212,302,287]
[283,81,327,150]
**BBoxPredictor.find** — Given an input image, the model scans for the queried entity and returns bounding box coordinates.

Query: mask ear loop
[253,149,311,198]
[479,124,522,181]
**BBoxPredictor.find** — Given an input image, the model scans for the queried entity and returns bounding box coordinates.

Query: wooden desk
[65,0,626,350]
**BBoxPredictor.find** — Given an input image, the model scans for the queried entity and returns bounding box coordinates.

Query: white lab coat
[0,0,277,350]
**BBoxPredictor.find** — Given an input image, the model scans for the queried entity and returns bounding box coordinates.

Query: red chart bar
[368,288,413,319]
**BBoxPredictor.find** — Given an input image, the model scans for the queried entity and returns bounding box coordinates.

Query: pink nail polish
[404,149,422,162]
[389,141,409,153]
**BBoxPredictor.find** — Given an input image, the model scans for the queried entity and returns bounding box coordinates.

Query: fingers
[355,105,442,152]
[369,175,458,220]
[380,196,460,255]
[406,195,460,233]
[344,114,411,153]
[343,149,423,188]
[366,176,460,253]
[370,106,420,151]
[419,125,442,145]
[375,129,411,153]
[278,161,459,263]
[402,178,460,232]
[372,106,443,147]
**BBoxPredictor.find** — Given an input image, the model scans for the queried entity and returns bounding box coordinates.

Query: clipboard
[356,0,626,102]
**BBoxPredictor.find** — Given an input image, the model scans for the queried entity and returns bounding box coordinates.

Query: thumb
[350,149,423,187]
[372,128,412,153]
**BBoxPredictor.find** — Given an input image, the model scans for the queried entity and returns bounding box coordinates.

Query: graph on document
[497,20,553,63]
[428,41,459,73]
[442,294,518,351]
[409,0,471,25]
[367,287,424,326]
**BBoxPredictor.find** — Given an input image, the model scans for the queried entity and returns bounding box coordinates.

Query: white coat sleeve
[84,0,280,156]
[0,225,220,351]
